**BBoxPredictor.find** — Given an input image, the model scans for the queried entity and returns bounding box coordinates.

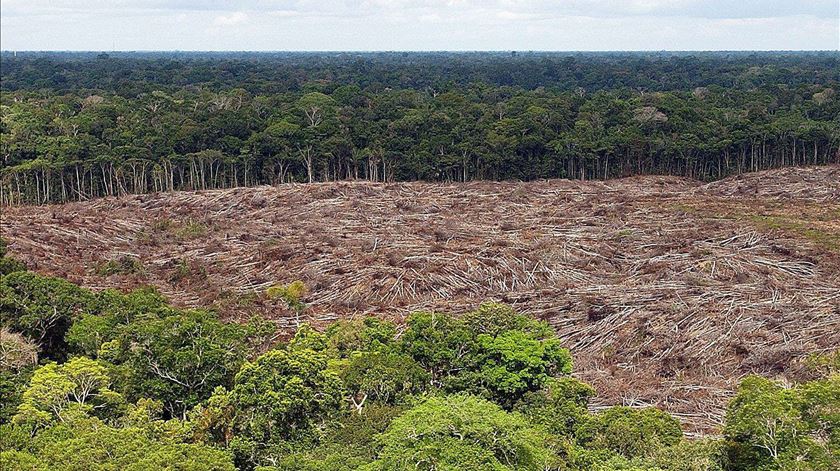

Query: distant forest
[1,52,838,204]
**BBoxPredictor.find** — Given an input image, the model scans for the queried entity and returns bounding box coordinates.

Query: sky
[1,1,838,51]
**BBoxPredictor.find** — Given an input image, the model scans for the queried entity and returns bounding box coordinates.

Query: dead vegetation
[2,165,839,434]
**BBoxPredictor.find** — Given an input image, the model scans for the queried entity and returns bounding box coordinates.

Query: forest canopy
[1,52,838,205]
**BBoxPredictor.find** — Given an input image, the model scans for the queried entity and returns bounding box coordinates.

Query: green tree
[398,304,573,406]
[6,416,234,471]
[366,394,561,470]
[0,238,25,275]
[397,311,473,387]
[0,271,97,360]
[228,347,345,444]
[576,406,683,459]
[724,374,839,470]
[13,357,122,428]
[340,351,428,412]
[105,309,258,419]
[324,316,397,358]
[514,377,595,437]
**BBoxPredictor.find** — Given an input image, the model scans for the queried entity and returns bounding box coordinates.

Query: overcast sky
[1,1,838,51]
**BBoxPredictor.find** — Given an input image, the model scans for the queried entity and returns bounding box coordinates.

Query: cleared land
[3,165,839,433]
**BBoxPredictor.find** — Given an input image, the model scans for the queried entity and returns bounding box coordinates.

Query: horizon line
[2,49,838,53]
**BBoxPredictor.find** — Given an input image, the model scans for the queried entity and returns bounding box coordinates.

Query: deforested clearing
[3,164,839,433]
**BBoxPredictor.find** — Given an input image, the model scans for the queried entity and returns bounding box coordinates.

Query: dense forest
[1,241,838,470]
[1,52,838,205]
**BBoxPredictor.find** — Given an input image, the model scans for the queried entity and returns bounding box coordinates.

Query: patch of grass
[614,229,634,240]
[670,203,701,214]
[146,218,208,241]
[747,215,840,252]
[97,255,144,276]
[150,218,173,233]
[174,219,208,240]
[169,257,207,285]
[673,202,840,253]
[214,290,259,312]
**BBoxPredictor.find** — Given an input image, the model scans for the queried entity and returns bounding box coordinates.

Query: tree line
[2,52,838,96]
[2,76,838,205]
[0,241,838,470]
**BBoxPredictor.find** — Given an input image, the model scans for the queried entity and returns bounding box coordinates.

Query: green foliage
[0,257,26,276]
[266,443,372,471]
[0,450,41,470]
[515,377,595,437]
[0,368,33,424]
[461,303,554,339]
[461,329,571,406]
[399,303,573,406]
[96,255,144,276]
[64,286,176,356]
[724,373,839,470]
[0,271,97,360]
[269,405,405,471]
[649,440,726,471]
[397,310,472,385]
[189,386,237,447]
[12,416,235,470]
[266,280,308,313]
[229,348,345,445]
[326,403,406,450]
[106,309,260,418]
[365,394,561,470]
[725,376,807,469]
[803,350,840,377]
[576,406,683,459]
[341,351,428,407]
[13,357,123,429]
[287,323,328,352]
[0,238,26,275]
[324,316,396,357]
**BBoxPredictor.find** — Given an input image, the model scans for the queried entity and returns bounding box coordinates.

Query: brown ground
[3,165,839,434]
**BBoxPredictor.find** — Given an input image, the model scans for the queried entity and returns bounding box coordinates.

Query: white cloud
[212,11,247,26]
[0,0,837,50]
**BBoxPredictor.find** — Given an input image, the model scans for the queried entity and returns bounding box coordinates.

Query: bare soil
[3,165,839,434]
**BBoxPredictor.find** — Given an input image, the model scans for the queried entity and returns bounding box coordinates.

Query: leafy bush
[95,255,144,276]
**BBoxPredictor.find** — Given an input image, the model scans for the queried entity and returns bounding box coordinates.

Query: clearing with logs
[3,164,839,434]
